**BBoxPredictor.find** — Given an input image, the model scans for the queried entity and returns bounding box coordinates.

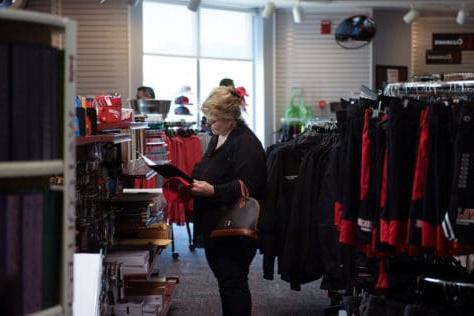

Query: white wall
[254,12,275,147]
[27,0,131,98]
[274,9,372,129]
[373,9,411,77]
[412,17,474,76]
[62,0,130,97]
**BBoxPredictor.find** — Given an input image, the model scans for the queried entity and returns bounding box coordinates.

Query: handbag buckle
[224,219,232,227]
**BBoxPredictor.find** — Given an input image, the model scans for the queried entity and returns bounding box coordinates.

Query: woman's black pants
[205,237,257,316]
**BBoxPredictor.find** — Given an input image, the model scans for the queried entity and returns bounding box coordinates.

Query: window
[143,2,255,126]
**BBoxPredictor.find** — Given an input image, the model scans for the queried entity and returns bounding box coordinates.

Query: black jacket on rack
[192,122,267,248]
[259,130,346,291]
[259,140,312,280]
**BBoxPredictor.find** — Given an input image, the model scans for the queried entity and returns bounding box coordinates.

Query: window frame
[142,0,257,129]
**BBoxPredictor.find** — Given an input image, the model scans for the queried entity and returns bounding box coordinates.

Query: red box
[98,105,122,123]
[94,95,122,107]
[121,108,133,123]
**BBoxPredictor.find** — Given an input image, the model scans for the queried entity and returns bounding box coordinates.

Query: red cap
[235,86,249,97]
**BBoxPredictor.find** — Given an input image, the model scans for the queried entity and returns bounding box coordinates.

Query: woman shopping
[190,86,267,316]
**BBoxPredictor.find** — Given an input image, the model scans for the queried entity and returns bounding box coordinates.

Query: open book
[139,154,193,185]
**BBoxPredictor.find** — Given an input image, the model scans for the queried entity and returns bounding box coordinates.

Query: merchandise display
[75,121,179,314]
[4,3,474,316]
[0,9,76,316]
[260,80,474,314]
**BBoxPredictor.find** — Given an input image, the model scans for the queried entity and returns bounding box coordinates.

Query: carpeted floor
[157,225,330,316]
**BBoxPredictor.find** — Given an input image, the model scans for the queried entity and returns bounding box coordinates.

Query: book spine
[11,44,30,160]
[21,193,44,314]
[0,43,10,161]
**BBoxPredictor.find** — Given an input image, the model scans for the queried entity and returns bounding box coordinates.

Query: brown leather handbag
[210,180,260,239]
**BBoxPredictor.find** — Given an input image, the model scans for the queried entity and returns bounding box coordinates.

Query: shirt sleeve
[213,135,267,205]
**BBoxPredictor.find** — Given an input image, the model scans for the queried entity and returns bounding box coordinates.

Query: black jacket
[192,122,267,248]
[259,141,307,280]
[260,133,346,291]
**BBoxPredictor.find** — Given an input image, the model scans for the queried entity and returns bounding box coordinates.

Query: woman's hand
[190,180,215,197]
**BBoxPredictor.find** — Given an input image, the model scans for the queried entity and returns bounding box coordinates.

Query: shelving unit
[76,122,176,315]
[0,160,63,178]
[97,121,132,131]
[130,122,150,130]
[96,121,149,132]
[76,133,132,146]
[0,9,77,316]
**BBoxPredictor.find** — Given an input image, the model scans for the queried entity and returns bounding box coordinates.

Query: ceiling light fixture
[403,6,420,24]
[262,1,276,19]
[293,0,303,24]
[187,0,201,12]
[456,6,469,25]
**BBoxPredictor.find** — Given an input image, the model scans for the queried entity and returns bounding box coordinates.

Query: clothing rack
[165,121,196,129]
[422,277,474,289]
[166,122,198,258]
[307,118,338,131]
[384,80,474,97]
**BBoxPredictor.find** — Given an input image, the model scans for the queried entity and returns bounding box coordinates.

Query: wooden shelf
[123,188,163,194]
[0,160,63,178]
[97,121,131,131]
[76,133,131,146]
[27,305,63,316]
[96,122,149,132]
[145,141,166,146]
[115,239,172,248]
[130,122,149,130]
[0,9,70,29]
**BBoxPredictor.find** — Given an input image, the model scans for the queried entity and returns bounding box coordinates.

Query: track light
[292,1,303,24]
[457,7,469,25]
[262,1,276,19]
[187,0,200,12]
[403,6,420,24]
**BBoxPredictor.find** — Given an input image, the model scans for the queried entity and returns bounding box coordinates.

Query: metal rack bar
[423,277,474,289]
[384,80,474,97]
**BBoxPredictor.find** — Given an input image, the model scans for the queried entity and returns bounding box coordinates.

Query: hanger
[360,85,378,101]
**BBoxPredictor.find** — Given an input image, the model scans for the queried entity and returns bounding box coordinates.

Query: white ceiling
[200,0,472,10]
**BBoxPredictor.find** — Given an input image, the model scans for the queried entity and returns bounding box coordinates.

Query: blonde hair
[201,86,242,121]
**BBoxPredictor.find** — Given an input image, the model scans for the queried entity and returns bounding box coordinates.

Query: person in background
[191,86,266,316]
[201,78,235,131]
[136,86,155,100]
[219,78,235,88]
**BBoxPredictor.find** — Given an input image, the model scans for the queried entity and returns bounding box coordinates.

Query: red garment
[133,176,158,189]
[375,259,389,291]
[163,135,202,225]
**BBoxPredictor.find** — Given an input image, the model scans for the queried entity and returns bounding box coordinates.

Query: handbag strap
[238,179,250,208]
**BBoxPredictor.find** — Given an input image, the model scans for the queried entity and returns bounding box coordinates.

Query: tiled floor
[158,224,330,316]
